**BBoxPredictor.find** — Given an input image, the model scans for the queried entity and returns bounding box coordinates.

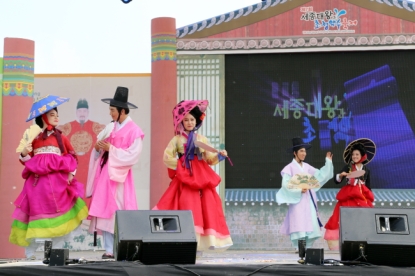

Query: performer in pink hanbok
[10,95,88,259]
[153,100,233,252]
[87,87,144,259]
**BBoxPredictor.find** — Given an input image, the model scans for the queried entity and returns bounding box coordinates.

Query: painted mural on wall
[58,98,105,205]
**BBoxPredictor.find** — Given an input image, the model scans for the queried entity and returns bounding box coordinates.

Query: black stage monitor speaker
[114,210,197,264]
[305,248,324,265]
[340,207,415,266]
[49,249,69,266]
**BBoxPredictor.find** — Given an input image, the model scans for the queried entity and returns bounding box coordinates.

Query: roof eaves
[176,0,312,39]
[344,0,415,23]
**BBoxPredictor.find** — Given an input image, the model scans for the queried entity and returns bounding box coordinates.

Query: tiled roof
[366,0,415,11]
[225,188,415,207]
[176,0,290,38]
[177,0,415,39]
[345,0,415,23]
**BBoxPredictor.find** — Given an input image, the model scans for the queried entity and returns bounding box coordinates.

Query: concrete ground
[0,250,340,266]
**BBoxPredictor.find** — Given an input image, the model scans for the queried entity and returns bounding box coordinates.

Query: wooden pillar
[0,57,3,155]
[150,18,177,207]
[0,38,35,258]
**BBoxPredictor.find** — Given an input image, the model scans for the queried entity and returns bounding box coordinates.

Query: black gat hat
[101,86,137,109]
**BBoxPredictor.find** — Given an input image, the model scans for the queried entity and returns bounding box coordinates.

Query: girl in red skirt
[153,100,233,252]
[324,138,376,250]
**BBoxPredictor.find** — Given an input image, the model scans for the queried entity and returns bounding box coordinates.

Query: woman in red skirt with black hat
[324,138,376,250]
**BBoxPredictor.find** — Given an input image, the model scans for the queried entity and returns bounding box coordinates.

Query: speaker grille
[366,244,415,266]
[114,210,197,264]
[141,242,197,264]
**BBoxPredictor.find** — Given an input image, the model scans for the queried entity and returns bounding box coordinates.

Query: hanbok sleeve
[19,153,32,164]
[199,135,221,166]
[334,165,350,184]
[92,123,114,161]
[276,173,302,204]
[108,137,143,183]
[62,134,78,175]
[163,136,179,170]
[97,122,114,141]
[311,157,333,192]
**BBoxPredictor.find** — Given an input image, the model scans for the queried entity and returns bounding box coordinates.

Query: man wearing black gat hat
[86,87,145,259]
[277,137,333,251]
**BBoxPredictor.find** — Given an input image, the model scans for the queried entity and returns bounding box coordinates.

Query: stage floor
[0,249,338,265]
[1,250,414,276]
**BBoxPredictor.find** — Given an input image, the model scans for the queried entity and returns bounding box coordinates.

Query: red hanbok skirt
[154,157,232,251]
[325,184,374,240]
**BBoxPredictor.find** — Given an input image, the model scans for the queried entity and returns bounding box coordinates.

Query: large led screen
[225,51,415,189]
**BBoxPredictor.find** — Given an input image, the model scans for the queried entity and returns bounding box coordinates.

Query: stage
[0,250,414,275]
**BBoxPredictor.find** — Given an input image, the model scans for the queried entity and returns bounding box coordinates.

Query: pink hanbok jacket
[87,118,144,220]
